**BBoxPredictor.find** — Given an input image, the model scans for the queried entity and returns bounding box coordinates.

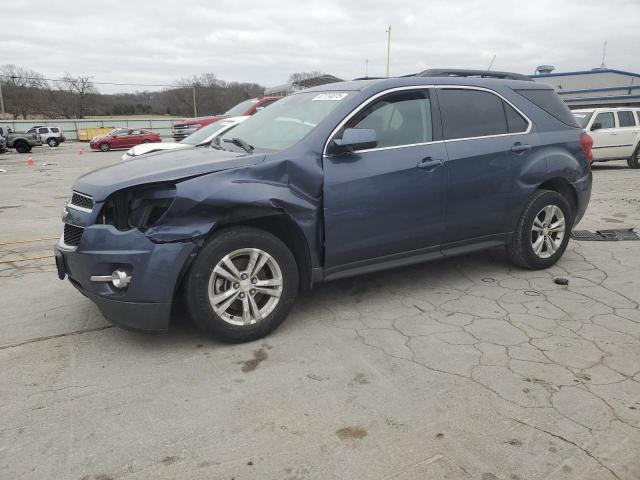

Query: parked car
[0,126,42,153]
[572,108,640,168]
[56,69,592,342]
[122,116,248,160]
[89,128,162,152]
[26,125,66,147]
[172,96,281,140]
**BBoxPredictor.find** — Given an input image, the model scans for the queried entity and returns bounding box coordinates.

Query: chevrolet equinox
[55,69,593,342]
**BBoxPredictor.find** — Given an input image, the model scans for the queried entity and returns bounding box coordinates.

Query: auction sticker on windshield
[312,93,349,101]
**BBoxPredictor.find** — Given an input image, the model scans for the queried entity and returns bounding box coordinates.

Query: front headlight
[99,185,176,231]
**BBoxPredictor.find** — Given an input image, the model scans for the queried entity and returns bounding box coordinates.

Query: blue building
[531,68,640,109]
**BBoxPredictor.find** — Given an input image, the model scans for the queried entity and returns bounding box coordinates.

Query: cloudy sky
[3,0,640,93]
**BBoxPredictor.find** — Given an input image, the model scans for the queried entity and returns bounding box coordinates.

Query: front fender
[144,155,324,267]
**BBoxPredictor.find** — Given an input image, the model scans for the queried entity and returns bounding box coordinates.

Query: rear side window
[515,88,578,127]
[438,89,508,139]
[617,111,636,127]
[504,103,528,133]
[51,127,60,133]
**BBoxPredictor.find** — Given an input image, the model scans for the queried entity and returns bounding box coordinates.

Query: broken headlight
[100,184,176,231]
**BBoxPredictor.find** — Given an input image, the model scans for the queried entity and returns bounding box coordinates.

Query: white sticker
[573,114,586,118]
[312,93,348,101]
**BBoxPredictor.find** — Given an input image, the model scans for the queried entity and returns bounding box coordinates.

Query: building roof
[530,68,640,79]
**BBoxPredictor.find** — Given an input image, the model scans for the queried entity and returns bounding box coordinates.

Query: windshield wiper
[223,137,254,153]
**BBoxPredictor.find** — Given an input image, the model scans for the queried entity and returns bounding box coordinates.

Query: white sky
[3,0,640,93]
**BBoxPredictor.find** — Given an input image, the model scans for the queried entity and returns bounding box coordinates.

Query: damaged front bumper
[55,225,197,332]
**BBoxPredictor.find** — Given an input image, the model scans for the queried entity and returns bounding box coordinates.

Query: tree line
[0,65,266,119]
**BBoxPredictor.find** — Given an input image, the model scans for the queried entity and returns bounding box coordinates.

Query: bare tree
[0,64,50,118]
[287,71,327,84]
[56,73,97,118]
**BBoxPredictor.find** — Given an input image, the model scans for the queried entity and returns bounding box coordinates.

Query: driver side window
[593,112,615,130]
[346,90,432,149]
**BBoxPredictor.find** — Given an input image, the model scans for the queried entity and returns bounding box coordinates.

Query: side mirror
[591,123,602,131]
[332,128,377,153]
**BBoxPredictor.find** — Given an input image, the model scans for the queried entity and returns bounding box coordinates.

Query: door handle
[511,142,531,153]
[417,157,443,171]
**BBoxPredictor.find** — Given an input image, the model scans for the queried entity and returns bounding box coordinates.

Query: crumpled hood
[74,147,265,201]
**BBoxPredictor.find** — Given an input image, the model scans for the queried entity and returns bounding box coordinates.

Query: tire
[99,142,110,152]
[506,190,573,270]
[185,227,299,342]
[47,138,59,147]
[627,144,640,169]
[14,141,29,154]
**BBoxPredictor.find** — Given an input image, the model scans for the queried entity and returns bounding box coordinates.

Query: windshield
[572,111,594,128]
[219,91,351,153]
[224,99,259,116]
[181,120,237,146]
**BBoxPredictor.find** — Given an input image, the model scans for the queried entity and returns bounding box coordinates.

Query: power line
[0,73,182,88]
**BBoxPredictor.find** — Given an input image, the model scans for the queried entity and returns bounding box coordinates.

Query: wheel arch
[174,207,314,294]
[537,177,578,218]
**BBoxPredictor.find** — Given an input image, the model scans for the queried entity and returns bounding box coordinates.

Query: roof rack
[416,69,533,82]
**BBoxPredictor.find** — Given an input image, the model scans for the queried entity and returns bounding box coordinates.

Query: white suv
[26,126,66,147]
[572,108,640,168]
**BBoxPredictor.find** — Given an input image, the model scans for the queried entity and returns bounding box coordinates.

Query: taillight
[580,133,593,165]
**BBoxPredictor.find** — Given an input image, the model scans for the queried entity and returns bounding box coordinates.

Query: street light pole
[385,25,391,78]
[192,85,197,117]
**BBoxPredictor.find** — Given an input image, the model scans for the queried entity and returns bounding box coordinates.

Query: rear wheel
[506,190,573,270]
[99,142,110,152]
[628,144,640,169]
[185,227,299,342]
[47,138,59,147]
[14,141,29,154]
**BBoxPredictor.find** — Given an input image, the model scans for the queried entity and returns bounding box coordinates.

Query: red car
[90,128,162,152]
[172,96,281,140]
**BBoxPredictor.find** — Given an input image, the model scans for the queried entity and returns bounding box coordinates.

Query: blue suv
[55,69,593,342]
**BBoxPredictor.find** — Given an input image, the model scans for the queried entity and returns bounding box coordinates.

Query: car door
[436,86,534,246]
[589,111,617,159]
[323,88,447,273]
[614,111,638,158]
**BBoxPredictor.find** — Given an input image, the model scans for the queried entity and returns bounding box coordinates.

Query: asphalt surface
[1,143,639,480]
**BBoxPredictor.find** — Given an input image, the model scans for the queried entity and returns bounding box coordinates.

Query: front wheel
[506,190,573,270]
[99,142,110,152]
[14,141,29,154]
[185,227,299,342]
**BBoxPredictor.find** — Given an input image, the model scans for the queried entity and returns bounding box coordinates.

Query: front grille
[71,192,94,210]
[64,224,84,246]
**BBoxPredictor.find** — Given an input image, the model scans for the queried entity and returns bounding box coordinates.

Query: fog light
[90,269,132,289]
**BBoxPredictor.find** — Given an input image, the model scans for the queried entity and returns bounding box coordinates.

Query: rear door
[614,111,639,158]
[589,111,618,159]
[436,86,534,246]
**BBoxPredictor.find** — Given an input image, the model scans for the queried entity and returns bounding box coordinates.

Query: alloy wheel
[531,205,565,258]
[207,248,283,326]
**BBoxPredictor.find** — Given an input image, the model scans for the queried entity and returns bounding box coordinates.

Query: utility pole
[600,41,607,68]
[192,85,197,117]
[0,80,4,116]
[385,26,392,78]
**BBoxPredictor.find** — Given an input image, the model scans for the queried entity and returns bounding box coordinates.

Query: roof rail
[417,68,533,82]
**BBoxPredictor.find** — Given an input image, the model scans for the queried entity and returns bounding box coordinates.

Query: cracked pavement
[1,145,639,479]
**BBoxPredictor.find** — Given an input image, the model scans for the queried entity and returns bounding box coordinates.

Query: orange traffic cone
[79,147,84,156]
[27,154,34,166]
